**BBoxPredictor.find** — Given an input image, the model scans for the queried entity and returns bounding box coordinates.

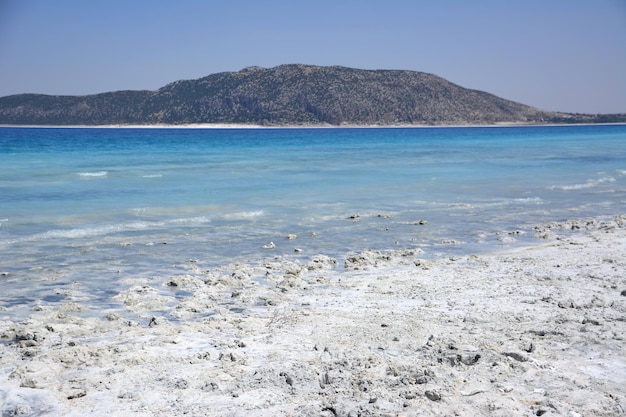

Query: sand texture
[1,216,625,416]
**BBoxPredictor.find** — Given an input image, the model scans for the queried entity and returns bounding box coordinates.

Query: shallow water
[1,125,625,320]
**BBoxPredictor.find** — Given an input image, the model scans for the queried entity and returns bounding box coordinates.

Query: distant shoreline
[2,122,626,129]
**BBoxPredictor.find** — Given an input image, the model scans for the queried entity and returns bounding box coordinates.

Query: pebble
[558,300,576,309]
[67,391,87,400]
[460,354,481,365]
[502,351,528,362]
[415,376,429,384]
[262,242,276,249]
[425,390,441,401]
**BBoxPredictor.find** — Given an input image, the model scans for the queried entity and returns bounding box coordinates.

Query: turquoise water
[1,125,625,318]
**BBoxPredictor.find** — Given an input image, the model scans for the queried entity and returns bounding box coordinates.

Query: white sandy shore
[1,215,625,416]
[4,122,624,129]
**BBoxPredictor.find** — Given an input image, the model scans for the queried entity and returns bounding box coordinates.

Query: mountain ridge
[1,64,624,126]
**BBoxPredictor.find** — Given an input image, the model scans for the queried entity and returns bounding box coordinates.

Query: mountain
[0,64,623,126]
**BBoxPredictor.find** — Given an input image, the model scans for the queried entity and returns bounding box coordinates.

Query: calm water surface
[1,125,625,319]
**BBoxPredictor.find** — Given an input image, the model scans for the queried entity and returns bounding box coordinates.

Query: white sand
[1,216,625,416]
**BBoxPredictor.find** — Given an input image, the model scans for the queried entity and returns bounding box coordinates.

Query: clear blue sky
[1,0,625,114]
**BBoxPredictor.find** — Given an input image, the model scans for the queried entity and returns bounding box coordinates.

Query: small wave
[513,197,543,204]
[169,216,211,225]
[131,205,221,217]
[550,176,616,191]
[447,197,543,210]
[1,221,158,246]
[77,171,108,178]
[142,174,163,178]
[124,222,153,230]
[37,224,125,240]
[220,210,265,220]
[304,213,353,222]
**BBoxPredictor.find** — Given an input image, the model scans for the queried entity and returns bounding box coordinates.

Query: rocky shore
[1,215,625,416]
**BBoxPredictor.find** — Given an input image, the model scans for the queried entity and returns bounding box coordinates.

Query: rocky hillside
[0,64,621,126]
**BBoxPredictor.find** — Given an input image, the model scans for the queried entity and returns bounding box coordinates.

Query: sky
[1,0,625,114]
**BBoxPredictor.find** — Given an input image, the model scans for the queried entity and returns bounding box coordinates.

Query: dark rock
[173,378,188,389]
[425,390,441,401]
[201,381,219,392]
[415,376,429,384]
[503,351,528,362]
[67,391,87,400]
[460,354,481,366]
[280,372,294,387]
[219,352,236,362]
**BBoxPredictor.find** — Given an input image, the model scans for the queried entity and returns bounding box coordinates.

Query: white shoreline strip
[2,122,626,129]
